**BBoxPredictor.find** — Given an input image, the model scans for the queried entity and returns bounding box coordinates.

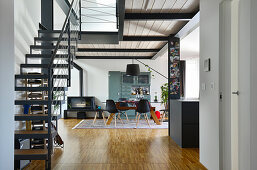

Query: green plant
[144,65,155,78]
[53,91,64,112]
[67,103,72,109]
[160,83,168,107]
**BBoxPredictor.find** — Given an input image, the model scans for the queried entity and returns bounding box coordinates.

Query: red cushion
[155,111,161,119]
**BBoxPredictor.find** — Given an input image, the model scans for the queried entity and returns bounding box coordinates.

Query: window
[138,75,149,84]
[123,75,134,84]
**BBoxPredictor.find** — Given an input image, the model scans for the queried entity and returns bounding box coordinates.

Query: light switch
[201,83,206,91]
[210,82,215,90]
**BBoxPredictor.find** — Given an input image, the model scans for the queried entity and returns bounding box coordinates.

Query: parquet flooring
[24,119,206,170]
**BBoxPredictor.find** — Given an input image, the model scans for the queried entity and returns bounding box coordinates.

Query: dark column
[41,2,54,169]
[41,0,54,74]
[168,37,181,99]
[168,36,181,136]
[41,0,53,30]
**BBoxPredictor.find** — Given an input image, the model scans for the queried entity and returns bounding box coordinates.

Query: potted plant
[53,91,64,114]
[160,83,168,109]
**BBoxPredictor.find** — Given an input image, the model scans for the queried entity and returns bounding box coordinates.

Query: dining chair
[159,109,168,122]
[135,99,151,128]
[105,100,123,127]
[118,98,129,122]
[92,110,106,126]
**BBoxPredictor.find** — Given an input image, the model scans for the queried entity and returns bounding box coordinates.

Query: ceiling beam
[125,13,195,21]
[76,56,153,59]
[151,12,200,60]
[77,48,160,53]
[175,12,200,39]
[118,0,125,40]
[123,36,170,41]
[80,32,170,41]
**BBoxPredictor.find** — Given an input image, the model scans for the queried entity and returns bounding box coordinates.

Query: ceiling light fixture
[126,58,140,76]
[125,58,168,79]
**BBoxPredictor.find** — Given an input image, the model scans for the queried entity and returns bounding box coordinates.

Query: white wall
[74,53,168,110]
[250,1,257,169]
[200,0,221,169]
[238,0,257,169]
[15,0,41,73]
[237,1,251,169]
[14,0,41,130]
[200,0,257,169]
[61,67,82,117]
[54,0,66,30]
[0,0,15,169]
[67,68,80,96]
[180,27,200,99]
[184,57,199,99]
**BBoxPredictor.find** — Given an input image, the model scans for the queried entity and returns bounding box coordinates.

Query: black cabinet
[77,112,86,119]
[170,99,199,148]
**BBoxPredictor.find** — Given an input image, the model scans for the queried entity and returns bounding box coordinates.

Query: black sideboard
[64,109,103,119]
[170,99,199,148]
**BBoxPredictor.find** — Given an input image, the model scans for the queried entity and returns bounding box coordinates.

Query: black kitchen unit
[170,99,199,148]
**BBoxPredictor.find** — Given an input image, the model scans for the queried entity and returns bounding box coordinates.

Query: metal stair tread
[15,74,48,79]
[15,74,69,79]
[34,37,76,42]
[14,149,48,160]
[15,100,64,105]
[20,64,69,68]
[26,54,68,58]
[38,30,77,35]
[15,87,68,91]
[30,45,74,50]
[15,130,50,139]
[15,130,48,135]
[15,114,48,121]
[38,30,77,34]
[38,30,62,34]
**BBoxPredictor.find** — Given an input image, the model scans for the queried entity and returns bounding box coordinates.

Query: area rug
[72,119,168,129]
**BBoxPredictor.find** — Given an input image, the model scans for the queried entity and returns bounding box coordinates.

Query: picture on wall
[170,47,179,56]
[170,62,180,78]
[170,56,180,62]
[175,42,180,48]
[170,78,180,95]
[168,37,181,99]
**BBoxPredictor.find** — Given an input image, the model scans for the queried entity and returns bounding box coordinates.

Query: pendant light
[126,58,140,76]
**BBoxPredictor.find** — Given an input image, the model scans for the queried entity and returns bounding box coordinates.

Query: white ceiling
[76,0,200,58]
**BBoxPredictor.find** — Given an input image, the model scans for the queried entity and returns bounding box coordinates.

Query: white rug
[72,119,168,129]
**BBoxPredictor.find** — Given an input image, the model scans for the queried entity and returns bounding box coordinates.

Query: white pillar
[0,0,15,169]
[250,0,257,168]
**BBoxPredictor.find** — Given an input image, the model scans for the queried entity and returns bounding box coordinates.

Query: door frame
[219,0,239,169]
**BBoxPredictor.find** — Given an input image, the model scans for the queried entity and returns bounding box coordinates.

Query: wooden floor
[25,119,206,170]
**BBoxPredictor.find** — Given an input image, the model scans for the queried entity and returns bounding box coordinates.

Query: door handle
[232,91,239,95]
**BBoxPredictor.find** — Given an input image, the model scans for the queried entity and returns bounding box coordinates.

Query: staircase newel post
[79,0,81,40]
[68,19,71,87]
[47,68,52,170]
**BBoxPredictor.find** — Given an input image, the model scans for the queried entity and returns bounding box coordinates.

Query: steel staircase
[14,0,80,169]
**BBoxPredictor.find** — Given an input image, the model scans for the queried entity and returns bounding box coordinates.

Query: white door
[219,0,239,169]
[230,0,239,169]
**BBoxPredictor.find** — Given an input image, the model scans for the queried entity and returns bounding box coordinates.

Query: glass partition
[81,0,118,32]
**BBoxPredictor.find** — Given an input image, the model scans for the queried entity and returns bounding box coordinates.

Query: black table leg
[99,111,103,119]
